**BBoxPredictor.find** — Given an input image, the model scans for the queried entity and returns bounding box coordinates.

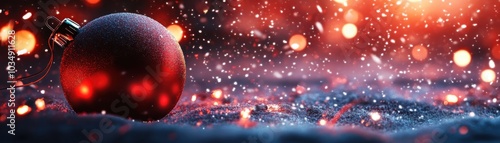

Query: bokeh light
[341,23,358,39]
[191,95,197,102]
[0,21,14,42]
[492,45,500,60]
[212,89,223,99]
[294,85,306,94]
[240,108,251,119]
[35,98,46,111]
[459,126,469,135]
[158,94,170,108]
[445,94,458,104]
[453,50,471,67]
[370,112,381,121]
[77,84,92,100]
[481,69,496,83]
[344,9,359,23]
[166,24,184,42]
[411,45,428,61]
[15,30,36,55]
[289,34,307,51]
[22,12,32,19]
[334,0,348,6]
[85,72,110,90]
[319,119,327,126]
[86,0,100,5]
[17,105,31,115]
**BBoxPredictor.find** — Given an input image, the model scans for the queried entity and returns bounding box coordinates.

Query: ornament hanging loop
[45,16,61,31]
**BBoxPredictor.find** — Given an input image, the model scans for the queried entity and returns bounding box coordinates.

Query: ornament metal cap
[45,16,80,47]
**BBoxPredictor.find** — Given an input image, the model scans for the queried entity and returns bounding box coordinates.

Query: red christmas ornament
[59,13,185,121]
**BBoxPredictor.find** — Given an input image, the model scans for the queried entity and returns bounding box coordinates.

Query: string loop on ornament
[0,17,61,90]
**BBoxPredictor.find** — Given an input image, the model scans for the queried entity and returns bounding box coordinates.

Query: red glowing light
[459,126,468,135]
[492,45,500,60]
[77,84,92,100]
[130,83,151,99]
[142,79,155,91]
[170,83,181,95]
[86,0,100,5]
[330,99,359,126]
[91,72,109,89]
[159,94,170,108]
[130,84,143,97]
[411,45,428,61]
[295,85,306,94]
[81,86,89,95]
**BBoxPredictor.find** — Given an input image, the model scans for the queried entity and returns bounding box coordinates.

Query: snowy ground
[2,80,500,143]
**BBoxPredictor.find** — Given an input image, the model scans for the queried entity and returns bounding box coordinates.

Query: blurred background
[0,0,499,133]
